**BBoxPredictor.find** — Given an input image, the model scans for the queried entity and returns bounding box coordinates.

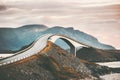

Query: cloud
[0,5,7,11]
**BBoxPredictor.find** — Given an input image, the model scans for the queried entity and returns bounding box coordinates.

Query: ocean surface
[97,61,120,80]
[97,61,120,68]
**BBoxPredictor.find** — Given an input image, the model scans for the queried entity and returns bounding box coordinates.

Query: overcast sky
[0,0,120,49]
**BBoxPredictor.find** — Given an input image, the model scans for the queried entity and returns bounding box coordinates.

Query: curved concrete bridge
[49,35,89,56]
[0,34,89,66]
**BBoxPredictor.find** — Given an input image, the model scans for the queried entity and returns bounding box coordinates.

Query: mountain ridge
[77,47,120,62]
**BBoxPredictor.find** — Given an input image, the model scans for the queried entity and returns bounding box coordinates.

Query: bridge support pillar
[70,46,76,56]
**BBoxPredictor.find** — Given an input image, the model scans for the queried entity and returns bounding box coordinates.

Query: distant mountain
[19,24,47,30]
[43,27,115,50]
[0,24,115,53]
[0,24,47,52]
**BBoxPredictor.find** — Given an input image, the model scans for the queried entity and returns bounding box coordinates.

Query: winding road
[0,34,90,66]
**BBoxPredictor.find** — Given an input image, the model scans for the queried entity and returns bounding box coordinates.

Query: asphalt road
[0,34,52,66]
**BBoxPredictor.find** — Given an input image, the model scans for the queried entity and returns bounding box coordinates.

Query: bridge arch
[59,38,76,55]
[48,35,77,56]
